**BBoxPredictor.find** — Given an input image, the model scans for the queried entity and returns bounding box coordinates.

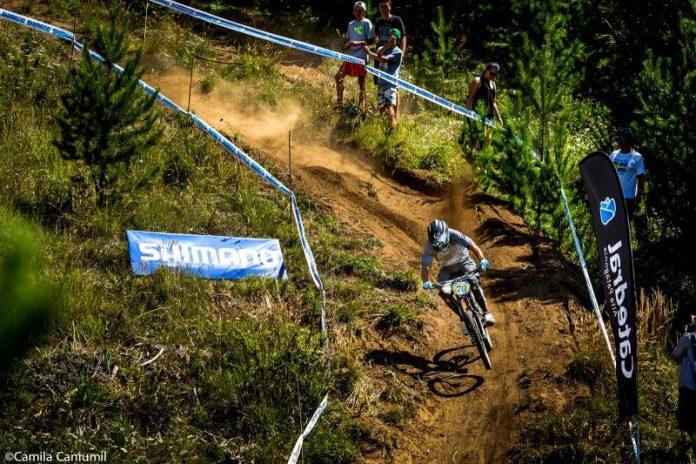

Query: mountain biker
[421,220,496,326]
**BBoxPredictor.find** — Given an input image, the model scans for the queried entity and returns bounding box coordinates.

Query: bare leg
[358,75,366,108]
[335,68,345,105]
[387,105,396,128]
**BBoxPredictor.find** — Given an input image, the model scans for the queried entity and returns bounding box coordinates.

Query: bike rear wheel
[463,309,492,370]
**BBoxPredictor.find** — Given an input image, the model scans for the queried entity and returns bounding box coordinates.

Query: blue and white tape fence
[0,9,330,461]
[149,0,496,129]
[288,394,328,464]
[147,0,612,362]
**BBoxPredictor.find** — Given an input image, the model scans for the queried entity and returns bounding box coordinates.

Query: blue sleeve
[636,154,646,175]
[367,20,375,40]
[422,243,433,268]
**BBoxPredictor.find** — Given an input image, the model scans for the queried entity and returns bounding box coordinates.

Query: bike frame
[435,276,483,319]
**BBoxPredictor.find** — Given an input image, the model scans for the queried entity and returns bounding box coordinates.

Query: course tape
[288,394,328,464]
[146,1,625,456]
[149,0,612,361]
[560,185,615,363]
[0,9,330,460]
[149,0,496,129]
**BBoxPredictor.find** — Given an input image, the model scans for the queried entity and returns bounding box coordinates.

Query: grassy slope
[1,2,691,462]
[0,11,426,463]
[173,10,696,463]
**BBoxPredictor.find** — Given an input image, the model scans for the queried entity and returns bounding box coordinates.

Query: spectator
[374,0,406,114]
[335,2,375,108]
[364,29,403,128]
[375,0,407,54]
[466,62,503,126]
[673,316,696,437]
[609,128,646,216]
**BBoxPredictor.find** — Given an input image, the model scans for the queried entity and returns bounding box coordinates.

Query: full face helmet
[427,220,450,251]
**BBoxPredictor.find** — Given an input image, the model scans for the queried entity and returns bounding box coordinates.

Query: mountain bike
[428,274,493,370]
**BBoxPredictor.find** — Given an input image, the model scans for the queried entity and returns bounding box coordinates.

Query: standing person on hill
[335,2,375,108]
[466,62,503,126]
[374,0,406,114]
[364,29,403,129]
[609,128,646,217]
[673,316,696,442]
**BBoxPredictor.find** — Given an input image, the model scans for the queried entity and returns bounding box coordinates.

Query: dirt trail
[146,66,584,463]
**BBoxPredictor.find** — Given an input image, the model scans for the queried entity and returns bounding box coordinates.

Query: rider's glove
[422,281,434,290]
[480,259,491,271]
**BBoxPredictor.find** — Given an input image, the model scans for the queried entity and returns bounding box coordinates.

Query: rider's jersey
[422,229,474,269]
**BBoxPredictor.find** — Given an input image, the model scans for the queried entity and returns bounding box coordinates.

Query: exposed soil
[145,64,589,463]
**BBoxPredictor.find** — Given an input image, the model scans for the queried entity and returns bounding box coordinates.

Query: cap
[388,28,402,39]
[354,1,367,11]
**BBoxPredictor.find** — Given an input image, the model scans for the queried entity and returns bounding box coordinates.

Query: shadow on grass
[365,346,485,398]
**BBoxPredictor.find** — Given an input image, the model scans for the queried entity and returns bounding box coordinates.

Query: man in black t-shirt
[374,0,406,114]
[375,0,406,52]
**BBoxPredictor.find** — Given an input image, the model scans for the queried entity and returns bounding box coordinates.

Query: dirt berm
[147,64,590,464]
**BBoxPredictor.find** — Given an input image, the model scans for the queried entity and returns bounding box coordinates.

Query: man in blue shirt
[335,2,375,108]
[672,316,696,436]
[609,128,646,216]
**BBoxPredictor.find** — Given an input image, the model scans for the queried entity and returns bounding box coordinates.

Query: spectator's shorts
[339,62,367,78]
[378,87,398,107]
[678,387,696,433]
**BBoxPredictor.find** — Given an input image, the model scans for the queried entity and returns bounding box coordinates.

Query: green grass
[377,304,423,334]
[0,12,430,461]
[511,328,695,462]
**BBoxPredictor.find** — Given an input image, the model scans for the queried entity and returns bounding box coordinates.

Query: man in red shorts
[335,1,375,108]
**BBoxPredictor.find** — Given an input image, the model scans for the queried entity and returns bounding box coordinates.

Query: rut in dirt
[144,64,587,463]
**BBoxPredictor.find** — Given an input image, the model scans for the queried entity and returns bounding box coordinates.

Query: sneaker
[483,312,496,326]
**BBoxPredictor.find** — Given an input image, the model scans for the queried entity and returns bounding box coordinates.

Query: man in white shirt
[609,128,646,216]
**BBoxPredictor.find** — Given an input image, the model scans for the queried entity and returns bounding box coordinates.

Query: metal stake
[143,0,150,43]
[187,51,194,112]
[288,130,293,190]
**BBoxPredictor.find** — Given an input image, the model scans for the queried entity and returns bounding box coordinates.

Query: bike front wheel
[463,309,492,370]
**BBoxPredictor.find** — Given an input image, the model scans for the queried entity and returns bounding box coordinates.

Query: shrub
[377,304,422,333]
[54,8,162,207]
[0,211,62,370]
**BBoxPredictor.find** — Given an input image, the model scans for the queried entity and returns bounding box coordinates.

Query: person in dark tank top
[467,62,503,125]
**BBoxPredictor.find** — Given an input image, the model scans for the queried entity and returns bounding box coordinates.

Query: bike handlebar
[428,268,483,290]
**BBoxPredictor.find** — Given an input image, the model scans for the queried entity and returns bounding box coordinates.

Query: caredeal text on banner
[127,230,287,279]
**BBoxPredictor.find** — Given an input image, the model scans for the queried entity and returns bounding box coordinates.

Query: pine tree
[54,7,161,208]
[512,0,582,256]
[634,0,696,309]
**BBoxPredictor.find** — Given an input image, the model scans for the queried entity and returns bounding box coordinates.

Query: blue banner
[127,230,286,279]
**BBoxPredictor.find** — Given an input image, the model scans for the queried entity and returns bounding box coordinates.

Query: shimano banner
[127,230,286,279]
[580,152,639,419]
